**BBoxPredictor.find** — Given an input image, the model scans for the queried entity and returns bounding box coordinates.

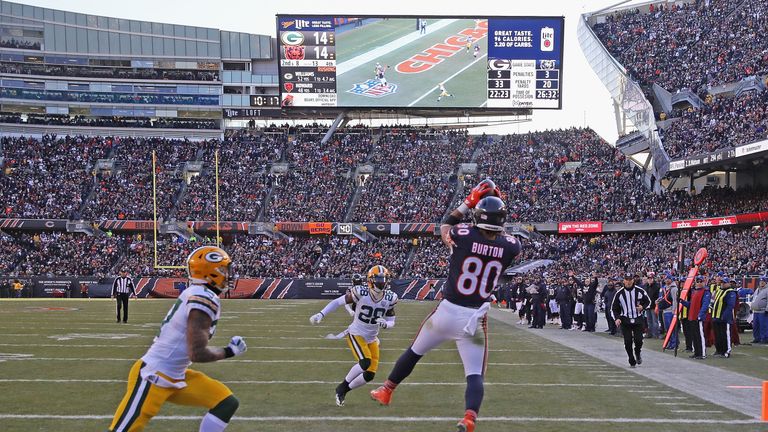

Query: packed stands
[0,114,218,130]
[591,0,767,93]
[660,91,768,159]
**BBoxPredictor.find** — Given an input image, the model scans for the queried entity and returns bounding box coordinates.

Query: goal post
[151,149,221,269]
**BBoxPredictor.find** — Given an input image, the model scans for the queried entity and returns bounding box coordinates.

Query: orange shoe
[456,416,475,432]
[370,386,392,406]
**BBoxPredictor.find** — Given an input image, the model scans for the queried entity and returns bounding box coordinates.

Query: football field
[0,299,763,432]
[336,18,487,108]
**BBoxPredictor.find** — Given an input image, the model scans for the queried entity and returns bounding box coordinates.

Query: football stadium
[1,0,768,431]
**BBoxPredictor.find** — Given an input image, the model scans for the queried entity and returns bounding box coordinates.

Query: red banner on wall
[671,216,737,229]
[557,222,603,234]
[734,211,768,225]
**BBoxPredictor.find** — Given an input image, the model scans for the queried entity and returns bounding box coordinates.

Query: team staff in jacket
[611,273,651,367]
[529,279,547,329]
[556,277,574,330]
[643,273,661,339]
[711,278,737,358]
[751,277,768,344]
[601,280,618,335]
[570,275,585,331]
[680,276,711,359]
[112,270,136,323]
[658,275,679,349]
[582,273,599,332]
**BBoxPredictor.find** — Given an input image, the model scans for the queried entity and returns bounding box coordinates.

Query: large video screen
[276,15,564,110]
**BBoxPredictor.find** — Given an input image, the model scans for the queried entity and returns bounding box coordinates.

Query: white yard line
[407,53,487,107]
[0,378,657,388]
[0,357,613,367]
[642,396,688,399]
[336,19,458,76]
[672,410,723,414]
[0,414,757,424]
[0,343,537,353]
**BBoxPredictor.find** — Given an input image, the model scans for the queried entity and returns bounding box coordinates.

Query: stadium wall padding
[5,277,446,300]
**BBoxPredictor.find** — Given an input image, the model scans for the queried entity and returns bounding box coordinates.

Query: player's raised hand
[309,312,324,324]
[463,183,493,209]
[227,336,247,357]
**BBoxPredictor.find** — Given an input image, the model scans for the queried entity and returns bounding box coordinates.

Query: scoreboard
[277,15,564,110]
[278,18,338,107]
[486,18,562,108]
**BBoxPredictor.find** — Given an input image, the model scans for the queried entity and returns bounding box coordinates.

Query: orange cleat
[369,386,392,406]
[456,416,475,432]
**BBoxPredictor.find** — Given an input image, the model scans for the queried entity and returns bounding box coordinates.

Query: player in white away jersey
[310,265,398,406]
[437,82,454,102]
[108,246,247,432]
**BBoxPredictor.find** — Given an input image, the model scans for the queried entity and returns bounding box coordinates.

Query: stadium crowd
[591,0,767,93]
[1,134,110,219]
[0,114,218,130]
[353,174,455,223]
[11,232,123,277]
[660,90,768,159]
[286,130,372,169]
[4,128,768,224]
[314,236,411,278]
[267,169,354,223]
[1,225,766,280]
[80,137,206,220]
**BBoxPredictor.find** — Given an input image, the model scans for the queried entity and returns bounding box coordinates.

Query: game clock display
[277,15,564,109]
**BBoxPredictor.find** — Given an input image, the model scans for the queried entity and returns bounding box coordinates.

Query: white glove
[310,312,324,325]
[378,320,388,329]
[227,336,247,357]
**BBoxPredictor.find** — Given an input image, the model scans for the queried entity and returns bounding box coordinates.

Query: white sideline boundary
[0,414,758,424]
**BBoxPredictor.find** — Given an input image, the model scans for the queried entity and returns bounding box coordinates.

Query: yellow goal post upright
[152,149,221,270]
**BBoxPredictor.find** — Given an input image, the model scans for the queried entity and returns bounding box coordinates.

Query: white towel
[463,302,490,336]
[141,369,187,389]
[324,329,349,340]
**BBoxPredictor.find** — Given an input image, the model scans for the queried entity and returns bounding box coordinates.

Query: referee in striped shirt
[611,273,651,367]
[112,270,136,323]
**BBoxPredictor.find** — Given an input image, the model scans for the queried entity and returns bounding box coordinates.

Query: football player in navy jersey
[371,179,521,432]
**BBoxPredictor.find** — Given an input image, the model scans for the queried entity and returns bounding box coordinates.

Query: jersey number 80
[457,257,503,298]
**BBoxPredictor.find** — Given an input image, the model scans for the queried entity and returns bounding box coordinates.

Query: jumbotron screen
[276,15,564,109]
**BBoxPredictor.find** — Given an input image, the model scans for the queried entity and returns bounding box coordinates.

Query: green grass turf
[336,19,416,60]
[0,299,760,432]
[335,18,487,108]
[615,330,768,381]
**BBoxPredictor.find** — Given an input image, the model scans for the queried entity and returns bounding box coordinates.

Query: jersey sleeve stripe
[188,296,219,310]
[187,299,218,314]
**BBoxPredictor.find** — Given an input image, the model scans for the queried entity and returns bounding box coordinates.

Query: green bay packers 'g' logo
[281,31,304,46]
[205,252,224,263]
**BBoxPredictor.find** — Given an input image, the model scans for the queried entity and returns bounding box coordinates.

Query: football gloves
[227,336,247,357]
[309,312,324,324]
[463,180,501,209]
[378,320,389,329]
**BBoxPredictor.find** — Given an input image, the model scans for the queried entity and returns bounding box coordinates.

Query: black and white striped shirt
[611,285,651,322]
[112,277,135,296]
